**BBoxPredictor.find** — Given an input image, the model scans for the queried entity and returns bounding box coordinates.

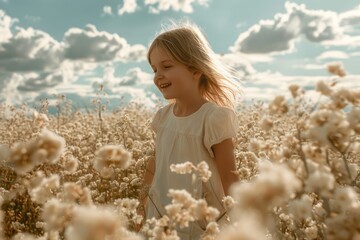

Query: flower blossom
[170,162,195,174]
[93,145,132,178]
[28,174,60,204]
[316,80,333,96]
[268,95,288,115]
[5,128,66,175]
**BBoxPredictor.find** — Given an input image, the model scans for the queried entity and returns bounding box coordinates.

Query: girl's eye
[164,66,171,69]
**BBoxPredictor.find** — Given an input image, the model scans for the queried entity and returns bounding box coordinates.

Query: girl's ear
[193,71,202,81]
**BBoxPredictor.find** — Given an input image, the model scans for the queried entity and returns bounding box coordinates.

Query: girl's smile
[149,46,201,101]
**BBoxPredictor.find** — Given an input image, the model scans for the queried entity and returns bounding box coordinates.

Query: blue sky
[0,0,360,110]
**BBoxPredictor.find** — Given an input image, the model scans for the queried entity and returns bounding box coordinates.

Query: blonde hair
[147,21,241,109]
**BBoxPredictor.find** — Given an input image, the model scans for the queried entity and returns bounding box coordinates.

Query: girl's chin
[162,94,174,100]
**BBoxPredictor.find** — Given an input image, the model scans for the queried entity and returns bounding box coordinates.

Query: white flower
[222,196,236,210]
[268,95,288,114]
[230,161,301,215]
[316,80,333,96]
[288,194,313,220]
[42,198,74,232]
[170,162,195,174]
[196,161,212,182]
[93,145,132,178]
[305,167,335,198]
[28,174,60,204]
[259,117,273,131]
[64,206,125,240]
[5,129,65,175]
[333,187,359,212]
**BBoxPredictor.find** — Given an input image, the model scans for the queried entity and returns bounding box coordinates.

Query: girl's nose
[154,71,163,80]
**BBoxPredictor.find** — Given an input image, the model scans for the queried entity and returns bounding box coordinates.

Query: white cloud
[322,34,360,47]
[293,63,326,70]
[350,52,360,56]
[0,10,16,42]
[0,11,148,103]
[0,27,62,72]
[316,50,348,61]
[144,0,209,14]
[103,6,112,15]
[339,5,360,27]
[217,53,257,78]
[231,2,344,54]
[118,0,138,15]
[98,65,152,89]
[63,24,146,62]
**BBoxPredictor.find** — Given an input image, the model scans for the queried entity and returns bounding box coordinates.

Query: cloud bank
[231,2,360,54]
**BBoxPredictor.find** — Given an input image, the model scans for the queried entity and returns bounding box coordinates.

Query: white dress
[147,102,238,240]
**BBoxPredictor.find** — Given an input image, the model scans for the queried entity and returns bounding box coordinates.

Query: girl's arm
[136,156,155,231]
[212,138,238,196]
[141,156,155,206]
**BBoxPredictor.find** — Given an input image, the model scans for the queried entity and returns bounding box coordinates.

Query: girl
[142,21,240,239]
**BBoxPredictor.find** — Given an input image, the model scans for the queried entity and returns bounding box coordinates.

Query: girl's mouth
[160,83,172,89]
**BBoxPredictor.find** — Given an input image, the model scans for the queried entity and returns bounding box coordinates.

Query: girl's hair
[147,21,241,109]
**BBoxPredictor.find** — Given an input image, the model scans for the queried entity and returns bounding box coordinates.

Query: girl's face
[149,46,201,100]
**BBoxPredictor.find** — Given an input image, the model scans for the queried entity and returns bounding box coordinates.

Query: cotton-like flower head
[28,174,60,204]
[33,110,49,127]
[168,189,196,209]
[259,117,273,131]
[305,166,335,198]
[333,187,359,212]
[316,80,333,96]
[216,212,267,240]
[303,143,326,164]
[196,161,212,182]
[5,129,66,175]
[222,196,236,211]
[289,84,303,98]
[308,109,351,151]
[201,221,220,240]
[42,198,74,232]
[170,161,212,182]
[268,95,288,115]
[170,162,195,174]
[32,128,66,164]
[327,63,346,77]
[288,194,313,220]
[64,205,126,240]
[63,182,93,205]
[230,161,301,215]
[195,199,219,222]
[93,145,132,178]
[115,198,142,225]
[63,155,79,173]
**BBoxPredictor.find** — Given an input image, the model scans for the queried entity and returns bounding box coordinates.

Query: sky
[0,0,360,112]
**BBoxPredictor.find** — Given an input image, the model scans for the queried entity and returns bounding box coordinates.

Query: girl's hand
[134,203,146,232]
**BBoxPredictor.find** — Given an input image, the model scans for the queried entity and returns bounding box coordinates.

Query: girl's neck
[173,98,208,117]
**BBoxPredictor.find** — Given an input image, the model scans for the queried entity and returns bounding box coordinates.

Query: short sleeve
[204,107,238,158]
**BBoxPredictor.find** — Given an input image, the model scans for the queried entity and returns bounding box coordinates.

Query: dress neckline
[171,102,211,119]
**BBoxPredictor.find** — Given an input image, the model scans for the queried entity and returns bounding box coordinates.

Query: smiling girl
[141,21,241,239]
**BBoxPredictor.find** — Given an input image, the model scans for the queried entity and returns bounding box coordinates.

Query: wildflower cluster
[0,68,359,239]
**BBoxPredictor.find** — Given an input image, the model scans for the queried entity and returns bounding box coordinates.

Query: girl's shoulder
[204,102,238,127]
[154,103,173,119]
[205,102,236,117]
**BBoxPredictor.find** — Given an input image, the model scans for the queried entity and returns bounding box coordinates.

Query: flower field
[0,75,359,239]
